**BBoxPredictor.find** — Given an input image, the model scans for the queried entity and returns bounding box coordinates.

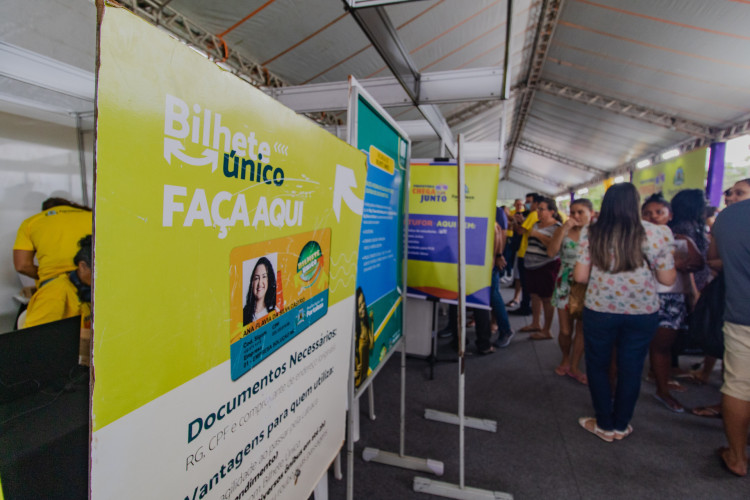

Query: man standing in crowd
[709,195,750,476]
[492,211,513,348]
[508,193,541,317]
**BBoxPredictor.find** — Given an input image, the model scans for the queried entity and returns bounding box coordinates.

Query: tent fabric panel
[513,149,594,187]
[549,0,750,127]
[529,93,688,150]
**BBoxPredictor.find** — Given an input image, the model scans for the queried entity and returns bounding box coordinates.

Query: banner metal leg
[313,470,329,500]
[367,384,376,421]
[334,452,342,480]
[423,409,497,433]
[360,338,444,476]
[413,476,513,500]
[413,135,512,500]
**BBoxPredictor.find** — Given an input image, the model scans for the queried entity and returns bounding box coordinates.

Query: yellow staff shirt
[14,205,92,283]
[23,273,82,328]
[517,211,538,258]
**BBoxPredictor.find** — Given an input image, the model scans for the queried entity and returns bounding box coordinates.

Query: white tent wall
[0,0,95,329]
[0,112,93,330]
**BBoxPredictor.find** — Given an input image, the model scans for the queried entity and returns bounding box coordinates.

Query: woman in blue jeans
[573,183,676,442]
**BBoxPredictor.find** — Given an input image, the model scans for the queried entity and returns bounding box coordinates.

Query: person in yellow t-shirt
[13,198,92,284]
[501,199,525,285]
[23,235,92,329]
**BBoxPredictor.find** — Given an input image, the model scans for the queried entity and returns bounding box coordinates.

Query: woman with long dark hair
[641,193,695,413]
[243,257,277,325]
[574,183,676,442]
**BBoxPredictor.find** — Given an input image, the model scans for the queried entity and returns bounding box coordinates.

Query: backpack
[685,271,724,358]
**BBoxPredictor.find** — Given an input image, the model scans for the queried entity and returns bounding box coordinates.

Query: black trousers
[449,305,491,351]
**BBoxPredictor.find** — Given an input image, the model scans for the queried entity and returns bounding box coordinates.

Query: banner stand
[344,76,443,499]
[361,340,445,476]
[413,135,513,500]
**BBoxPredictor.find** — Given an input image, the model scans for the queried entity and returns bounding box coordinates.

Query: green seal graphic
[297,240,323,284]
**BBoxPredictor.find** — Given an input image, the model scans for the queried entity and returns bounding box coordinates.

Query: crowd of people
[9,181,750,475]
[489,180,750,476]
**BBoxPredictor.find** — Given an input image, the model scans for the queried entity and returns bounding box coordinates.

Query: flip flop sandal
[653,393,685,413]
[567,371,588,385]
[578,417,614,443]
[529,332,553,340]
[519,325,541,333]
[505,299,520,308]
[614,425,633,441]
[691,405,721,418]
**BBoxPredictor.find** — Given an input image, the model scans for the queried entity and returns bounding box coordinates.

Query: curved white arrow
[163,138,220,172]
[333,164,364,222]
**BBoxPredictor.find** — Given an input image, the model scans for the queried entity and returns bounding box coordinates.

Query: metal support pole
[414,136,512,500]
[368,384,376,421]
[457,137,466,490]
[706,142,727,207]
[313,470,329,500]
[75,113,90,207]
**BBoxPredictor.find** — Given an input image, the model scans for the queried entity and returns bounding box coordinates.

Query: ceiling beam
[536,80,714,138]
[512,166,567,190]
[348,5,420,101]
[518,141,606,174]
[346,0,429,9]
[121,0,343,126]
[118,0,286,88]
[446,86,524,127]
[504,178,553,196]
[266,67,507,112]
[345,3,457,156]
[559,116,750,196]
[504,0,566,180]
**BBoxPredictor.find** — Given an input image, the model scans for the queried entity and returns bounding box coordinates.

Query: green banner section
[633,148,708,200]
[352,88,408,390]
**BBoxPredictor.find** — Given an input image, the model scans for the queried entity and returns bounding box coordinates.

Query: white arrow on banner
[333,164,364,222]
[163,138,220,172]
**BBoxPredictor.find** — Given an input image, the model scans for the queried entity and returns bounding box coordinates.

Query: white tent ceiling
[2,0,750,199]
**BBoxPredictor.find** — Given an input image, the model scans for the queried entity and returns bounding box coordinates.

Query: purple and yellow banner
[406,161,499,308]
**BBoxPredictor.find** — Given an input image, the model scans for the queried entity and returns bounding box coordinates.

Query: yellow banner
[93,6,367,499]
[94,6,365,432]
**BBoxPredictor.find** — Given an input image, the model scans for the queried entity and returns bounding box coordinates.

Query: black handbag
[685,271,725,358]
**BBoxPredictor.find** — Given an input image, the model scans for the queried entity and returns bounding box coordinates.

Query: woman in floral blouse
[573,183,676,442]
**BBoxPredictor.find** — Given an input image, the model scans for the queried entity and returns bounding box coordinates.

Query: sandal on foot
[668,380,687,393]
[678,372,708,385]
[567,371,588,385]
[519,325,541,333]
[578,417,614,443]
[479,346,496,355]
[529,332,553,340]
[614,425,633,441]
[653,393,684,413]
[554,365,569,376]
[691,405,721,418]
[505,299,520,309]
